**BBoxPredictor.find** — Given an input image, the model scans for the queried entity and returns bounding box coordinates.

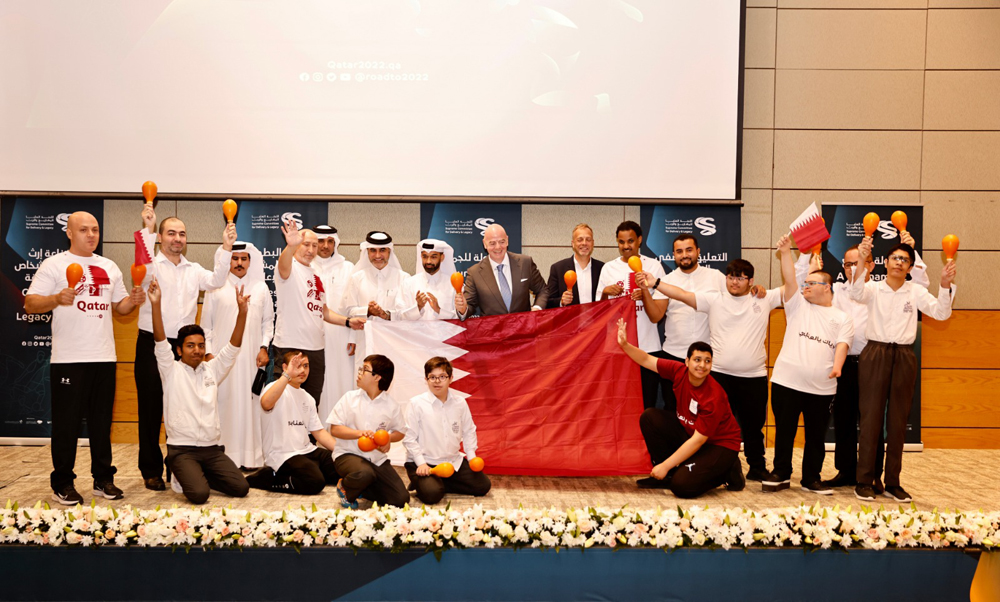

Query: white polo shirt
[273,258,326,351]
[259,381,323,470]
[596,256,667,352]
[155,340,239,447]
[327,388,405,466]
[661,265,726,358]
[771,289,854,396]
[695,288,782,378]
[403,390,478,467]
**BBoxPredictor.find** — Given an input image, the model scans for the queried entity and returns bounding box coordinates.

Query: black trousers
[641,351,679,412]
[166,444,249,504]
[334,454,410,507]
[247,448,340,495]
[134,330,178,479]
[274,347,325,407]
[832,356,884,480]
[771,382,834,485]
[713,372,768,472]
[404,459,492,505]
[639,408,738,499]
[857,342,917,488]
[49,362,117,491]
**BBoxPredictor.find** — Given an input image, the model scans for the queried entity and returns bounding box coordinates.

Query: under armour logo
[60,378,71,385]
[685,463,696,472]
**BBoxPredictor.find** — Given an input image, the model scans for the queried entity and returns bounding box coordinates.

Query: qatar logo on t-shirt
[86,265,111,297]
[306,275,325,301]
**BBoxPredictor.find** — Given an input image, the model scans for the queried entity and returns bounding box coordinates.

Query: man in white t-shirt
[638,258,782,482]
[247,350,342,495]
[403,357,491,505]
[595,221,667,409]
[395,239,458,321]
[149,278,250,505]
[328,354,409,508]
[273,219,365,407]
[764,235,853,495]
[658,234,726,412]
[25,212,145,505]
[310,225,357,427]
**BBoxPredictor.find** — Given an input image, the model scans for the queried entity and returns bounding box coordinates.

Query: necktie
[497,265,512,311]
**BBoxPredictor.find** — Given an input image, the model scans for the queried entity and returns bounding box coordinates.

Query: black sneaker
[872,478,885,496]
[855,484,876,501]
[761,471,790,492]
[52,485,84,506]
[801,480,833,495]
[636,476,671,489]
[725,459,746,492]
[144,477,166,491]
[93,481,124,500]
[745,467,770,482]
[820,472,856,489]
[245,467,275,491]
[884,486,912,503]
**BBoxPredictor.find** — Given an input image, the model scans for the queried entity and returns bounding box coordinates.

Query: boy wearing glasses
[402,357,492,504]
[328,355,409,508]
[636,259,782,483]
[765,235,853,495]
[850,240,956,503]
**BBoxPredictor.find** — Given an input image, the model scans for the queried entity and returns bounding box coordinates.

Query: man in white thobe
[312,225,357,427]
[395,239,458,321]
[202,242,273,469]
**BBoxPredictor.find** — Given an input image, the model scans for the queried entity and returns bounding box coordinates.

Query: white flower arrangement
[2,499,997,554]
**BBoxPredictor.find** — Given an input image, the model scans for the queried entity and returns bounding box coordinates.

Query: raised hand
[455,292,467,314]
[776,234,791,254]
[635,271,652,289]
[616,317,628,347]
[129,286,146,306]
[809,252,823,272]
[141,204,156,231]
[147,278,161,304]
[415,291,427,310]
[287,352,306,380]
[425,292,440,313]
[281,219,303,248]
[858,237,873,262]
[234,284,250,314]
[941,260,957,288]
[900,230,915,248]
[222,222,237,250]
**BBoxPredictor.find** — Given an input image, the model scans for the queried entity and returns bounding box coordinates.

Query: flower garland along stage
[2,499,998,553]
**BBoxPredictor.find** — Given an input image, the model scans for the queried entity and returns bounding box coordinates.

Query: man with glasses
[850,240,956,503]
[795,232,929,493]
[455,223,548,318]
[402,357,491,504]
[764,235,853,495]
[636,258,782,483]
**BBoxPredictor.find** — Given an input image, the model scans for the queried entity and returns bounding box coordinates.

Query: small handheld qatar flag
[133,229,155,266]
[788,203,829,252]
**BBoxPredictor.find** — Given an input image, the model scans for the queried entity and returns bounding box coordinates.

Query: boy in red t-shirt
[616,319,744,498]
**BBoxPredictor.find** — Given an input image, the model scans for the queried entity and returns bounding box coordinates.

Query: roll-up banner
[0,197,105,442]
[419,203,522,276]
[822,204,924,446]
[639,205,742,274]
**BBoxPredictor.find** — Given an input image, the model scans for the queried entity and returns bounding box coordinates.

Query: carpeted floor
[1,444,997,512]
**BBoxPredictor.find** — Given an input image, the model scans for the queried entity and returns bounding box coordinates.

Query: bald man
[273,218,364,408]
[133,204,236,490]
[455,224,548,318]
[26,212,146,504]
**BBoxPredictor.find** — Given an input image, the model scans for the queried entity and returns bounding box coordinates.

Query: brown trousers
[856,341,917,488]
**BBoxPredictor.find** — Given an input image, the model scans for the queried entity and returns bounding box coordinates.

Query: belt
[868,341,913,349]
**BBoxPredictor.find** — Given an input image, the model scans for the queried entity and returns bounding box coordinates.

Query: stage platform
[1,444,998,512]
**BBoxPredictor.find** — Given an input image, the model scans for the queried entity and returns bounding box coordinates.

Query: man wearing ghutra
[201,242,273,469]
[341,231,410,365]
[396,239,458,321]
[311,225,358,426]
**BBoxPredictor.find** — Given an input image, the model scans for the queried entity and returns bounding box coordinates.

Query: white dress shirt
[850,268,955,345]
[155,340,239,447]
[403,390,478,467]
[574,257,594,305]
[661,265,726,358]
[327,388,405,466]
[139,249,231,338]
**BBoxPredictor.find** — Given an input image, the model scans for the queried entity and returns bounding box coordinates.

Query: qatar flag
[366,298,650,476]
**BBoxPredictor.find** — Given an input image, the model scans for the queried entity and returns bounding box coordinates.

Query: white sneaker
[170,476,183,494]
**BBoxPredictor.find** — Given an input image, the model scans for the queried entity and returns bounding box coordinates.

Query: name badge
[689,399,699,415]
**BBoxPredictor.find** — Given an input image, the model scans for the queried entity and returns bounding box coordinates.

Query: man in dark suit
[545,223,604,308]
[455,223,548,318]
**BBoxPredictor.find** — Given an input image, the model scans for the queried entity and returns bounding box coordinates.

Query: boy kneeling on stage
[403,357,491,505]
[248,351,341,494]
[149,279,250,504]
[328,355,410,508]
[615,319,745,498]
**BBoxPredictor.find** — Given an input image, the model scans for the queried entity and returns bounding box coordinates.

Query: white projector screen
[0,0,742,199]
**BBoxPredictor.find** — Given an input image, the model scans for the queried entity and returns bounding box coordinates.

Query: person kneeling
[616,319,744,498]
[328,355,409,508]
[248,351,341,495]
[149,279,250,505]
[402,357,491,505]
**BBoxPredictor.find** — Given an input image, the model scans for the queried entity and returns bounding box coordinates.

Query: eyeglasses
[726,275,748,282]
[801,281,828,289]
[887,255,911,265]
[357,367,373,375]
[426,375,450,383]
[843,261,858,268]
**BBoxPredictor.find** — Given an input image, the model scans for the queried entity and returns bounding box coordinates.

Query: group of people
[24,206,956,507]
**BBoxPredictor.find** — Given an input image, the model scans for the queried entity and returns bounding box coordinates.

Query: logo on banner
[474,218,494,236]
[281,212,304,229]
[877,220,898,240]
[694,217,717,236]
[56,213,70,232]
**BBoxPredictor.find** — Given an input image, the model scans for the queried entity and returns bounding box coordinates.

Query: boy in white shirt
[248,351,342,495]
[403,357,491,505]
[328,355,409,508]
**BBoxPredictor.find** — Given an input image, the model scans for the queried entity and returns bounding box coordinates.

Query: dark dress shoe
[144,477,166,491]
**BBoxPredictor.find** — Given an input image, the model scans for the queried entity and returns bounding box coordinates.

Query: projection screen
[0,0,743,200]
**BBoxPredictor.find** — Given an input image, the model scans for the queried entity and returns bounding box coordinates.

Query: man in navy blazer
[455,224,548,318]
[545,223,604,308]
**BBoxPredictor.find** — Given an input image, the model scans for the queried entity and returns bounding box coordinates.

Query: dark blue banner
[0,197,104,440]
[639,205,742,273]
[420,203,522,275]
[822,203,924,445]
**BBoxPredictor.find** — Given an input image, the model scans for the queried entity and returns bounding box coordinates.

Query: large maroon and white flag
[367,298,650,476]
